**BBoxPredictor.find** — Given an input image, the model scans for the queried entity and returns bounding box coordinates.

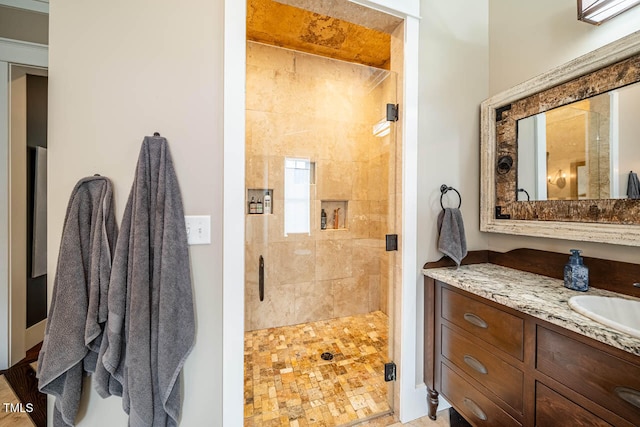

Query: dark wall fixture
[497,155,513,175]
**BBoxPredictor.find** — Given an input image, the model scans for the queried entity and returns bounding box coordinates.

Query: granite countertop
[423,263,640,357]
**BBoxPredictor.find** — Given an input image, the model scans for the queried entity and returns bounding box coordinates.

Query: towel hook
[153,132,161,137]
[440,184,462,210]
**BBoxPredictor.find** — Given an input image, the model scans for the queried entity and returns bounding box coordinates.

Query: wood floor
[0,343,46,427]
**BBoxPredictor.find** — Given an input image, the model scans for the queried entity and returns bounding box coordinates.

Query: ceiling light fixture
[578,0,640,25]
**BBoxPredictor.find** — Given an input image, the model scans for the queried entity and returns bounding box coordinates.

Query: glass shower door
[245,41,398,423]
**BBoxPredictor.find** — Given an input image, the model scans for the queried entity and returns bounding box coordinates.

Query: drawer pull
[463,313,488,329]
[463,397,487,421]
[463,355,488,374]
[615,386,640,409]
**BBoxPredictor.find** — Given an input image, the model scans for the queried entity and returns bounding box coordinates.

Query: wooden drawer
[441,363,521,427]
[535,382,612,427]
[441,325,524,412]
[441,287,524,360]
[537,326,640,425]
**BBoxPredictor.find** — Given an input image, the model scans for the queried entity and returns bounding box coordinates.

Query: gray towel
[99,136,195,427]
[437,208,467,266]
[627,171,640,199]
[37,176,117,426]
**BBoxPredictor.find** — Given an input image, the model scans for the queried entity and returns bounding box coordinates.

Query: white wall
[488,0,640,262]
[617,83,640,196]
[417,0,489,272]
[490,0,640,94]
[48,0,224,425]
[516,117,536,200]
[416,0,489,382]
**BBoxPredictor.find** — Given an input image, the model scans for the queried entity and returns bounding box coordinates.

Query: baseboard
[25,319,45,351]
[437,396,451,412]
[400,383,428,423]
[400,383,451,423]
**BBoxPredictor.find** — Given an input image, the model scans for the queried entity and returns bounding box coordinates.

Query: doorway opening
[9,65,49,364]
[243,1,405,424]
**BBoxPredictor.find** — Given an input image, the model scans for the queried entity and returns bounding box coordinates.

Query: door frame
[0,37,48,369]
[222,1,425,424]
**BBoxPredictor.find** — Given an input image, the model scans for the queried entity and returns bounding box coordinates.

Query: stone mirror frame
[481,30,640,246]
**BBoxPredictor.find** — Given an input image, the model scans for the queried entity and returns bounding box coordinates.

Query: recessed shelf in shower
[321,200,348,230]
[247,188,273,215]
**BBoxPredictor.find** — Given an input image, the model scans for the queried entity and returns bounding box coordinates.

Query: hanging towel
[99,136,195,427]
[437,208,468,266]
[627,171,640,199]
[37,176,117,427]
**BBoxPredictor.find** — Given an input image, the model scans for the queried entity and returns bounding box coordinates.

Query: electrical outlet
[185,215,211,245]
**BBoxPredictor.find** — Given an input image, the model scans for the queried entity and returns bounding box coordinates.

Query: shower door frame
[223,1,424,424]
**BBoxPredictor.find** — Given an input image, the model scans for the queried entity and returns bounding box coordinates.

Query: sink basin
[569,295,640,339]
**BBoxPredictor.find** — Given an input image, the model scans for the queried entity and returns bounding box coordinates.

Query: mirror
[517,83,640,202]
[480,30,640,246]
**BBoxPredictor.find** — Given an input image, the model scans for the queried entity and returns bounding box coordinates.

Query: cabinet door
[536,383,612,427]
[537,326,640,424]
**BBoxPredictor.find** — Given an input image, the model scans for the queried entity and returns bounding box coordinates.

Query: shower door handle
[259,255,264,302]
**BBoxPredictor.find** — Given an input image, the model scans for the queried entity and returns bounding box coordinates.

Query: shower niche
[247,189,273,215]
[321,200,348,230]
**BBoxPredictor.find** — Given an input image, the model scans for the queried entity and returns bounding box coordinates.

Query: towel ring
[517,188,530,202]
[440,184,462,210]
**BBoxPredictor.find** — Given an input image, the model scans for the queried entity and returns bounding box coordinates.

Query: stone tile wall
[495,53,640,223]
[245,42,396,331]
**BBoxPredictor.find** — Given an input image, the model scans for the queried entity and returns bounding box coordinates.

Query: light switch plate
[185,215,211,245]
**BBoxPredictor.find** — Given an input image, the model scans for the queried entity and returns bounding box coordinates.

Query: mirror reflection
[517,82,640,201]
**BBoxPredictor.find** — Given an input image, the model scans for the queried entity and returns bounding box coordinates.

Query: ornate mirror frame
[481,30,640,246]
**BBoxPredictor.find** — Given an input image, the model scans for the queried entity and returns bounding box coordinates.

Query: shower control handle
[259,255,264,302]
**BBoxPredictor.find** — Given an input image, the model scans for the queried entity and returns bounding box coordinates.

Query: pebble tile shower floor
[244,311,391,426]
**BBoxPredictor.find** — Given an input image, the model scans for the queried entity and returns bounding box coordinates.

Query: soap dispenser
[564,249,589,292]
[264,192,271,214]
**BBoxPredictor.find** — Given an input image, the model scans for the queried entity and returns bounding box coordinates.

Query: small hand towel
[37,176,117,427]
[99,136,195,427]
[437,208,468,266]
[627,171,640,199]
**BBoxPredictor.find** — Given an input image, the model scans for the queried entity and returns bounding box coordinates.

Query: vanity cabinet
[535,384,612,427]
[537,326,640,424]
[425,279,640,427]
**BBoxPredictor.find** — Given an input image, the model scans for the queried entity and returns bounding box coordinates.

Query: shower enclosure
[244,41,398,422]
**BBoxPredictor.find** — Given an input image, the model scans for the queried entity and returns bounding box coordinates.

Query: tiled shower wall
[546,96,610,200]
[587,95,611,199]
[245,42,396,331]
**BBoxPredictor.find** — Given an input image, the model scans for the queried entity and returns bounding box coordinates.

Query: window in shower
[284,157,312,235]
